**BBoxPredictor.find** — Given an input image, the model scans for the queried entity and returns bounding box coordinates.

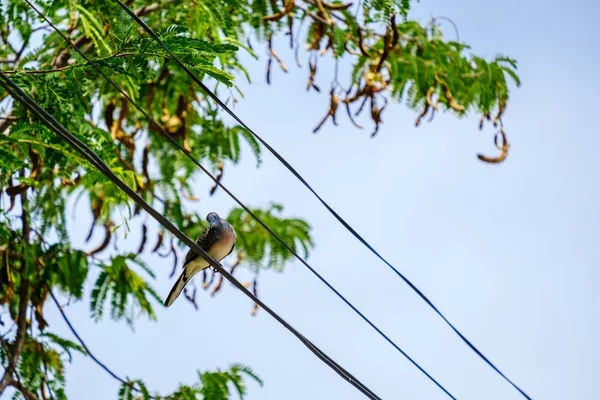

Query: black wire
[22,2,456,398]
[112,1,532,399]
[0,70,381,400]
[49,291,156,399]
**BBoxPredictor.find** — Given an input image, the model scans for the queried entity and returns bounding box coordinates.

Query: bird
[164,212,237,307]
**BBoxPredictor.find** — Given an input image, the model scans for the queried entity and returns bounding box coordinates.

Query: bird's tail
[164,268,195,307]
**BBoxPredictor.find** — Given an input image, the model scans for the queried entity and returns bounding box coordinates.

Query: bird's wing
[224,221,236,258]
[182,226,214,267]
[225,242,235,258]
[165,232,213,308]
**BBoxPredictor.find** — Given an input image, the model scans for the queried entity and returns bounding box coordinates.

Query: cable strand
[0,70,380,400]
[21,2,455,398]
[111,1,531,398]
[49,291,156,398]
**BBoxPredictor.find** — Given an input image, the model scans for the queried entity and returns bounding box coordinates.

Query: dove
[164,212,236,307]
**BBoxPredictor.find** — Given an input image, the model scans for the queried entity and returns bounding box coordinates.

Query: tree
[0,0,519,398]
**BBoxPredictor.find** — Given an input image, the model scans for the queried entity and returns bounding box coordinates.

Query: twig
[293,12,306,68]
[133,0,175,18]
[295,5,331,25]
[429,16,460,42]
[0,112,14,135]
[315,0,333,25]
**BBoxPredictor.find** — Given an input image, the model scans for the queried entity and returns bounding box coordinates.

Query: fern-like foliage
[42,245,90,299]
[116,364,261,400]
[0,0,518,397]
[0,0,311,398]
[90,253,161,325]
[364,0,412,21]
[8,333,86,400]
[228,204,313,271]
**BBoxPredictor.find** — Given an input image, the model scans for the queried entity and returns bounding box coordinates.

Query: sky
[7,0,600,399]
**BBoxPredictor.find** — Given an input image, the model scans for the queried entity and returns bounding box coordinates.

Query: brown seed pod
[136,224,148,255]
[263,0,295,22]
[211,274,224,296]
[88,221,112,256]
[357,27,371,57]
[203,268,216,289]
[313,88,340,133]
[169,240,178,278]
[477,128,510,164]
[152,230,164,253]
[251,278,259,316]
[268,35,289,73]
[322,0,352,10]
[183,286,199,310]
[209,162,225,196]
[436,76,465,112]
[307,58,321,92]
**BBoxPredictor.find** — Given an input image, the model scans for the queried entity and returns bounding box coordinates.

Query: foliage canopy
[0,0,519,398]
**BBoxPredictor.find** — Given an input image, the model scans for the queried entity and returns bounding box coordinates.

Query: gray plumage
[164,212,236,307]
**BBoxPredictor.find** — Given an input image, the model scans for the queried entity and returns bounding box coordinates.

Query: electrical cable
[0,69,381,400]
[21,2,456,398]
[111,1,532,398]
[49,291,156,398]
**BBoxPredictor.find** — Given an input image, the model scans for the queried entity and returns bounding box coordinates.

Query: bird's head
[206,212,220,228]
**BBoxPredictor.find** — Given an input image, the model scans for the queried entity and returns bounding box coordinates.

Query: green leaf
[75,4,113,55]
[333,27,347,58]
[40,332,86,362]
[227,204,313,271]
[89,255,161,326]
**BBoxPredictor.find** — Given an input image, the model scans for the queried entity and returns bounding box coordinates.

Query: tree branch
[9,378,40,400]
[0,116,13,135]
[0,266,30,394]
[3,65,72,75]
[0,184,30,395]
[133,0,175,18]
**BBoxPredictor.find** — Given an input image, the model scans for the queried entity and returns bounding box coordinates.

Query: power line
[0,69,381,400]
[48,291,156,398]
[22,2,455,398]
[111,1,532,398]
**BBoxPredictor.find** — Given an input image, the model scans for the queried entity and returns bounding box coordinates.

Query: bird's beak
[209,221,215,229]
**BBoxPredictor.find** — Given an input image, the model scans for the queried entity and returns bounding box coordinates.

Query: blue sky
[10,0,600,399]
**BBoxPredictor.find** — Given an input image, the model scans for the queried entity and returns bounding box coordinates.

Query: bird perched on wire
[164,212,237,307]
